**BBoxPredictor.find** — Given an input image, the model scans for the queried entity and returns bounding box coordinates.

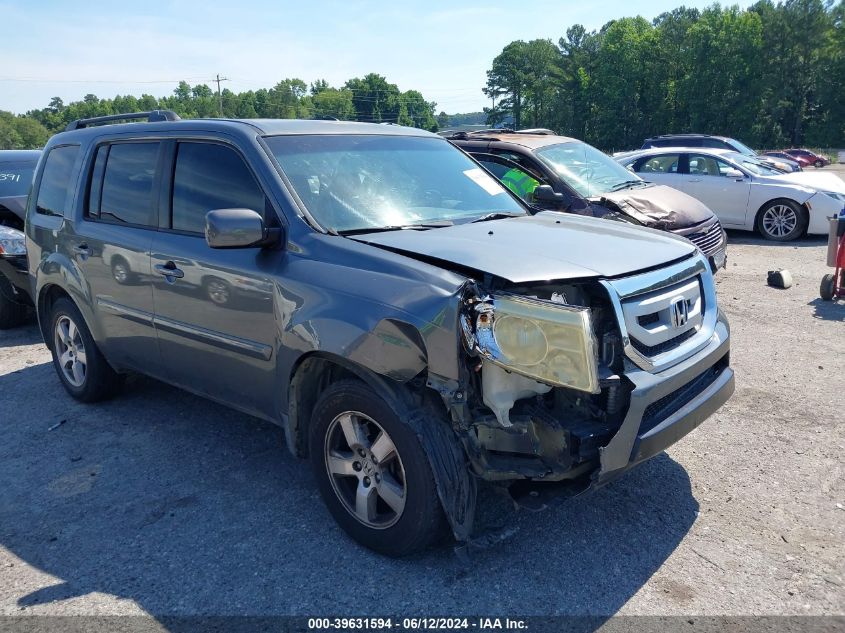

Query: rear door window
[633,154,681,174]
[96,142,160,227]
[36,146,79,217]
[170,142,266,234]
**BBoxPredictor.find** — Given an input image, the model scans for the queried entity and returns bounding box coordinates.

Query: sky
[1,0,756,116]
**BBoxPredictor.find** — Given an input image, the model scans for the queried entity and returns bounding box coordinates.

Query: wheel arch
[753,197,809,238]
[286,351,423,459]
[287,350,477,542]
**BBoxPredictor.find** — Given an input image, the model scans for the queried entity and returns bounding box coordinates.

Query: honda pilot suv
[26,111,734,556]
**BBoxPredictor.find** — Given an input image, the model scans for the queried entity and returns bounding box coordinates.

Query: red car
[784,148,830,168]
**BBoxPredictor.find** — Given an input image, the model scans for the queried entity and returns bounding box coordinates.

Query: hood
[348,212,696,284]
[768,171,845,194]
[594,184,715,230]
[0,195,27,222]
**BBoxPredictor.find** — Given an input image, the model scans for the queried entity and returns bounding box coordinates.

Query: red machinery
[820,211,845,301]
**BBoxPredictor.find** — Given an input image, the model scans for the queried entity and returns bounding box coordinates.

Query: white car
[616,147,844,241]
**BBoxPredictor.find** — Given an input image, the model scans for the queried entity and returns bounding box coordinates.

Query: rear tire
[308,379,448,557]
[756,199,807,241]
[0,275,28,329]
[48,298,122,402]
[820,274,836,301]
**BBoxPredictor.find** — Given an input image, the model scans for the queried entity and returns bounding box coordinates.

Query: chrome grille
[686,221,724,257]
[601,255,718,372]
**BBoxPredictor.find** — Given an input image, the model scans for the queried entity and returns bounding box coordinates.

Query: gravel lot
[1,167,843,621]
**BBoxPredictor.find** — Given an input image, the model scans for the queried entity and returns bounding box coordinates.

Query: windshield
[264,135,526,232]
[728,138,757,157]
[534,141,643,197]
[726,152,782,176]
[0,162,36,197]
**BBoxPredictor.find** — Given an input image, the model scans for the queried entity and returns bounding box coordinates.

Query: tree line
[0,73,438,149]
[483,0,844,150]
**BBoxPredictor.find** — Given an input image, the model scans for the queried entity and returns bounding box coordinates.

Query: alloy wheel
[762,204,797,239]
[54,315,87,387]
[324,411,407,529]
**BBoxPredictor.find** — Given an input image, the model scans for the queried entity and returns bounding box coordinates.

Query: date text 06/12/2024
[307,618,528,630]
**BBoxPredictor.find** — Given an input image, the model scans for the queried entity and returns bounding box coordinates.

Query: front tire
[814,159,824,168]
[309,380,447,557]
[48,298,122,402]
[756,199,807,241]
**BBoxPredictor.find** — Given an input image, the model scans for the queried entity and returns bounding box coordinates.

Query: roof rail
[65,110,181,132]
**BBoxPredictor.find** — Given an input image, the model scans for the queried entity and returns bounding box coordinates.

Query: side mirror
[725,168,745,179]
[205,208,282,249]
[533,185,570,209]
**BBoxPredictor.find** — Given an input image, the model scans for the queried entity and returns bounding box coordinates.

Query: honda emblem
[670,297,689,328]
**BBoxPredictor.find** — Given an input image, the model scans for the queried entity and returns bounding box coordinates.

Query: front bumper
[594,315,732,486]
[498,313,733,506]
[0,255,33,306]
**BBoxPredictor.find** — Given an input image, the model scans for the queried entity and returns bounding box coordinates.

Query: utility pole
[213,73,229,117]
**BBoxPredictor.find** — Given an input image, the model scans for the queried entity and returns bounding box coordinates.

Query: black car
[447,130,727,272]
[0,150,40,328]
[641,134,802,172]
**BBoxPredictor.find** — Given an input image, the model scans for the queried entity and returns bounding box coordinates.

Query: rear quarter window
[36,146,80,217]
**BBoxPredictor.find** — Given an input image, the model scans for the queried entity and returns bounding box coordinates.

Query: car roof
[627,146,735,157]
[449,131,580,150]
[48,118,440,146]
[645,133,730,141]
[0,149,42,163]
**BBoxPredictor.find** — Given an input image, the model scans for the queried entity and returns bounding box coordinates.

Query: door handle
[72,243,90,255]
[154,262,184,279]
[686,178,702,183]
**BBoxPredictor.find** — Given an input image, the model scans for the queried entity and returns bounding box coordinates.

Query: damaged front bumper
[464,312,733,506]
[595,314,732,485]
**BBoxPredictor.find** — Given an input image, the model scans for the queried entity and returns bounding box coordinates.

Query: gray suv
[26,111,734,556]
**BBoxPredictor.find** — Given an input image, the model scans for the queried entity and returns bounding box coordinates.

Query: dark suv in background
[640,134,801,173]
[447,129,727,272]
[0,150,40,327]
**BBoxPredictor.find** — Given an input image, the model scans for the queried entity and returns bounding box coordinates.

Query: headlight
[821,191,845,203]
[470,294,600,393]
[0,226,26,257]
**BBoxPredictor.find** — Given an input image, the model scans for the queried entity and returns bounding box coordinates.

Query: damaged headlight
[466,294,600,394]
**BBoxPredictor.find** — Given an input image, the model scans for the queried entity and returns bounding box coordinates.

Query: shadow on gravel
[724,230,827,248]
[0,363,698,623]
[0,321,42,349]
[809,297,845,321]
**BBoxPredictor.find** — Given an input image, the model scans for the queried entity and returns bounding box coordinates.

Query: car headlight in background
[468,294,600,393]
[821,191,845,203]
[0,226,26,257]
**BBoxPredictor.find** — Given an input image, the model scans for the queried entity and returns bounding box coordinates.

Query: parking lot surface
[1,168,843,620]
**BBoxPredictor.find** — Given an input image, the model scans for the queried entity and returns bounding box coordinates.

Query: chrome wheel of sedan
[54,315,87,387]
[324,411,407,529]
[762,204,797,238]
[758,200,806,241]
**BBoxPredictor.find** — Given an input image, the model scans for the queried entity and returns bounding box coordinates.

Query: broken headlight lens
[473,294,600,394]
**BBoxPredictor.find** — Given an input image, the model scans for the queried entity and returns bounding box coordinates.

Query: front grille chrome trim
[600,254,717,372]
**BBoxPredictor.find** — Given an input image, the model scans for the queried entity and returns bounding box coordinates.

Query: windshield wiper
[336,220,453,236]
[609,180,647,192]
[469,211,525,223]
